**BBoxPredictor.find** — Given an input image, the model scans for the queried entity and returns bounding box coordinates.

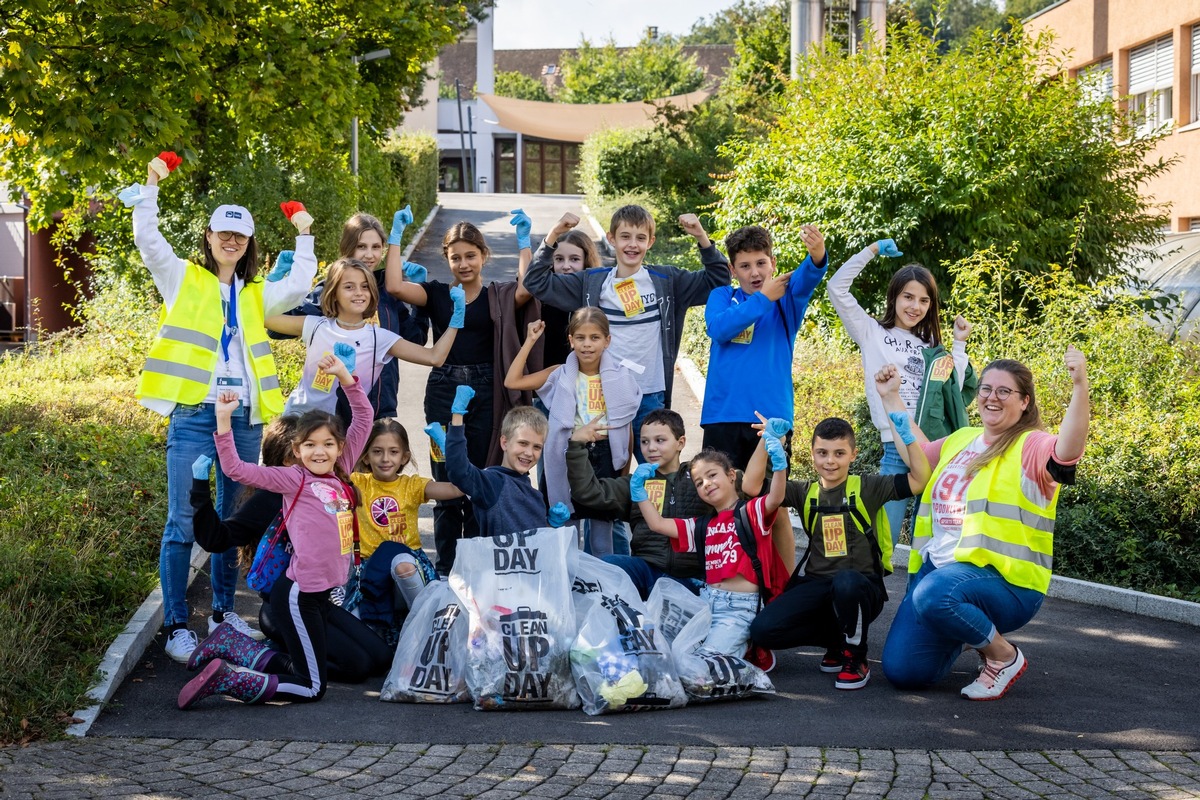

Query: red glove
[149,151,182,179]
[280,201,314,233]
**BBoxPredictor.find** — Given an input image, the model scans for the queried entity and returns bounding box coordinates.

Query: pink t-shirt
[216,379,373,592]
[919,430,1078,568]
[671,495,777,586]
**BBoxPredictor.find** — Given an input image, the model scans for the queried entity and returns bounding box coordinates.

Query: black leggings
[750,570,887,653]
[259,587,391,683]
[263,576,333,702]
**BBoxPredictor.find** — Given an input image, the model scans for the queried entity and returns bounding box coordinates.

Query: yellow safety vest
[910,427,1057,593]
[137,263,283,421]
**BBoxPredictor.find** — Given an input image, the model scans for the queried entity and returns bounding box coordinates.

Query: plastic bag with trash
[449,526,581,710]
[379,580,470,703]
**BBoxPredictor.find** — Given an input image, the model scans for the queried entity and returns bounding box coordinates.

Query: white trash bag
[449,526,581,711]
[569,553,687,715]
[646,579,774,701]
[379,580,470,703]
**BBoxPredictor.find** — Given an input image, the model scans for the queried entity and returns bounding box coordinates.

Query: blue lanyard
[220,282,238,364]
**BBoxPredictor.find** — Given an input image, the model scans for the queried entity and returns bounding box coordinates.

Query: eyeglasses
[215,230,249,245]
[977,385,1024,400]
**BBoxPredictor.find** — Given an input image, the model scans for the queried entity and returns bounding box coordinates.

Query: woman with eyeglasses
[881,347,1090,700]
[124,152,318,666]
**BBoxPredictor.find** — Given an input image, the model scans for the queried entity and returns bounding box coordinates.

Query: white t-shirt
[599,268,663,394]
[925,435,989,567]
[574,372,608,436]
[201,282,252,407]
[284,317,401,416]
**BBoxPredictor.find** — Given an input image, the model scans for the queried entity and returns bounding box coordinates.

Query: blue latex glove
[877,239,904,258]
[764,433,789,473]
[763,417,790,441]
[889,411,917,446]
[448,285,467,329]
[117,184,145,207]
[402,261,428,284]
[451,385,475,415]
[266,250,294,282]
[548,502,570,527]
[191,454,213,481]
[629,462,659,503]
[389,205,414,245]
[424,422,447,453]
[510,208,532,251]
[333,342,356,375]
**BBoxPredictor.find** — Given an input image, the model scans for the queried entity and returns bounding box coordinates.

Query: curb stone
[674,355,1200,629]
[66,204,446,739]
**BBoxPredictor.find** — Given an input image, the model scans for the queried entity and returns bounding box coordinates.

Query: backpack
[701,500,788,611]
[799,475,893,587]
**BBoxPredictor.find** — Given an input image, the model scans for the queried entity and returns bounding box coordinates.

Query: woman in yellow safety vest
[122,152,318,666]
[880,346,1090,700]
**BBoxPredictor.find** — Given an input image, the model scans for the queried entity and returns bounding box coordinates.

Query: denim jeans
[631,391,666,449]
[700,585,760,656]
[879,442,910,547]
[881,558,1045,689]
[602,555,703,601]
[161,402,262,627]
[425,362,494,574]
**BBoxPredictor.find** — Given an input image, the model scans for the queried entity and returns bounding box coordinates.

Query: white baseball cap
[209,205,255,237]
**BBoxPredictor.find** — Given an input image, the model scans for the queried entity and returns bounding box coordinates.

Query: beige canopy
[477,89,713,143]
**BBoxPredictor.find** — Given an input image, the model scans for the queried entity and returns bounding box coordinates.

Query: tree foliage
[0,0,483,227]
[494,70,553,102]
[681,0,785,45]
[713,21,1175,307]
[558,35,706,104]
[716,0,790,124]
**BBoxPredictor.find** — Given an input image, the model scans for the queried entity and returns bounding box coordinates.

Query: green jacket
[913,344,977,441]
[564,442,705,580]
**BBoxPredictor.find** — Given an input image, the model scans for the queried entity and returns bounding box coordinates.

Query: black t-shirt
[541,303,572,367]
[784,473,910,578]
[422,281,493,365]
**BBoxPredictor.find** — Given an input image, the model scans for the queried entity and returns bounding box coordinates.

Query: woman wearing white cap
[121,152,318,664]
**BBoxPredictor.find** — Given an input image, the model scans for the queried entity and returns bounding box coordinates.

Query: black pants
[259,591,391,683]
[425,363,494,574]
[750,570,887,655]
[701,422,793,472]
[266,576,333,702]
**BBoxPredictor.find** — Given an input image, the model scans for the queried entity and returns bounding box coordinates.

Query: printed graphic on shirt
[732,324,754,345]
[311,482,350,514]
[644,478,666,515]
[614,278,646,317]
[931,446,982,533]
[882,330,927,409]
[702,519,741,573]
[370,495,407,541]
[822,515,848,558]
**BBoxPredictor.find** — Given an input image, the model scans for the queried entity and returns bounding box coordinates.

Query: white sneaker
[961,647,1028,701]
[164,628,199,663]
[208,612,265,641]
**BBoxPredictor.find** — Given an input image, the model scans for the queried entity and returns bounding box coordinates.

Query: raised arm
[630,463,678,537]
[511,208,533,306]
[265,315,306,337]
[523,212,588,310]
[828,240,898,344]
[504,320,557,391]
[1054,346,1090,463]
[384,206,429,306]
[128,155,186,302]
[674,213,731,307]
[705,285,773,343]
[875,364,932,493]
[386,285,464,366]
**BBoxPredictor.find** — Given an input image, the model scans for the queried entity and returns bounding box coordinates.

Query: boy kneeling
[747,365,930,689]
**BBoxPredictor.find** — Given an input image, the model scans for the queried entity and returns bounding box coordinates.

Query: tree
[1004,0,1053,20]
[558,35,706,104]
[0,0,483,227]
[713,21,1174,307]
[900,0,1004,49]
[716,0,790,123]
[494,70,553,102]
[681,0,784,45]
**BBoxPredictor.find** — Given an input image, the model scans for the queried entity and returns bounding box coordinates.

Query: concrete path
[6,194,1199,800]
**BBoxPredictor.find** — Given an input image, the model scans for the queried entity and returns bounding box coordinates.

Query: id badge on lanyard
[218,284,245,390]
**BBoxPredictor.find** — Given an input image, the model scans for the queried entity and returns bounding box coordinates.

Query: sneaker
[744,644,777,673]
[819,646,842,674]
[164,628,199,664]
[208,612,264,641]
[961,647,1027,701]
[834,649,871,690]
[329,586,346,606]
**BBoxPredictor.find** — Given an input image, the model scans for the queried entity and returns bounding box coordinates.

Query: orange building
[1025,0,1200,232]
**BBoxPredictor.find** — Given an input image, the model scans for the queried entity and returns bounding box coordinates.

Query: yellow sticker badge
[337,511,355,555]
[822,515,848,558]
[311,351,336,393]
[930,355,954,383]
[644,479,667,514]
[732,324,755,345]
[614,278,645,317]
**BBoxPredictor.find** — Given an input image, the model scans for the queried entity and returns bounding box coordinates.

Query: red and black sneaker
[834,649,871,690]
[819,646,842,674]
[744,643,777,674]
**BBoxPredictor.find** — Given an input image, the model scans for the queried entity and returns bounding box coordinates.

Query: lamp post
[352,48,391,176]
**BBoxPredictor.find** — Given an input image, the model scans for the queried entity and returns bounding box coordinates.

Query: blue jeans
[701,586,759,656]
[161,402,262,627]
[602,555,703,601]
[879,442,910,547]
[425,362,493,574]
[632,391,666,450]
[881,558,1045,689]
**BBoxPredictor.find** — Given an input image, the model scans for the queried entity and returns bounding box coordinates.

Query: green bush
[381,132,438,249]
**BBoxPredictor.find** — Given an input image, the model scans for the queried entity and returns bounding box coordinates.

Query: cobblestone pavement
[4,739,1200,799]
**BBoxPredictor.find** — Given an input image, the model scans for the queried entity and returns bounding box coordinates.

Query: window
[1128,36,1174,134]
[1079,58,1114,105]
[1192,25,1200,123]
[1191,218,1200,233]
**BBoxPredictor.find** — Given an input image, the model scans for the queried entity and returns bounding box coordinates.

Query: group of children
[131,153,978,709]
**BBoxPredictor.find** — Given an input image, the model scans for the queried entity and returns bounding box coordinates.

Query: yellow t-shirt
[350,472,431,556]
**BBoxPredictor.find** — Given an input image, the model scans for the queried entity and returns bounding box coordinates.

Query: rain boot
[178,658,278,709]
[187,621,275,672]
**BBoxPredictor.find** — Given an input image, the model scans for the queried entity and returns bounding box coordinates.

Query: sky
[492,0,740,49]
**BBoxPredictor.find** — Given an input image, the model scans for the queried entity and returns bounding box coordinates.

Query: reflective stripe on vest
[137,263,284,420]
[910,428,1057,593]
